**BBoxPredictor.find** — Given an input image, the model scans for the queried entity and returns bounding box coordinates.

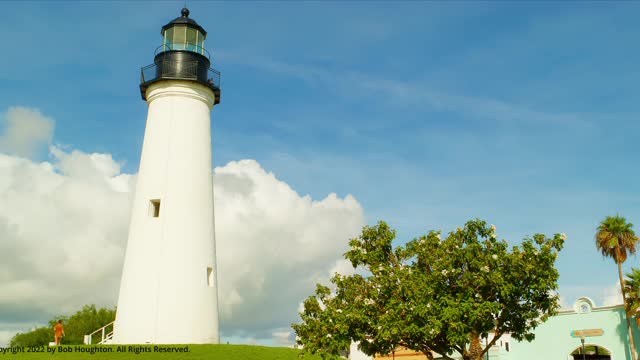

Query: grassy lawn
[4,344,323,360]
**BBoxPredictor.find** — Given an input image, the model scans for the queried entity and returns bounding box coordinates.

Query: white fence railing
[83,321,114,345]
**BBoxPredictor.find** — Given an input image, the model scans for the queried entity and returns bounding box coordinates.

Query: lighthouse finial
[181,7,190,18]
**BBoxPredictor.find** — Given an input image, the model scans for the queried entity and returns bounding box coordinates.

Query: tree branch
[479,331,503,358]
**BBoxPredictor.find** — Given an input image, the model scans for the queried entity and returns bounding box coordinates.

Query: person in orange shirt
[53,320,65,345]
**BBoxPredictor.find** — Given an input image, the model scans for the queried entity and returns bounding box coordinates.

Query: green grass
[5,344,323,360]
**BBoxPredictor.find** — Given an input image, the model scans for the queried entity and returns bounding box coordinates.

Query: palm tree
[596,215,639,360]
[625,268,640,321]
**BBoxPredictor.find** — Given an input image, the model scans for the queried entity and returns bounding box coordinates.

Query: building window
[505,342,509,352]
[207,267,214,287]
[149,199,161,217]
[578,300,592,314]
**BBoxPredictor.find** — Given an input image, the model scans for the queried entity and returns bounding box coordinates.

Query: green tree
[9,327,53,347]
[9,304,116,346]
[55,304,116,344]
[596,215,639,360]
[625,268,640,318]
[293,219,565,360]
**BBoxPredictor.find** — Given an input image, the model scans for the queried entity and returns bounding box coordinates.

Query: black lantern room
[140,8,221,104]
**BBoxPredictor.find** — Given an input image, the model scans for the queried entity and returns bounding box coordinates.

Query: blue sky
[2,0,640,345]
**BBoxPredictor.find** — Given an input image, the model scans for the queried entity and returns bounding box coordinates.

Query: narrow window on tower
[173,25,186,50]
[186,28,197,52]
[149,199,161,217]
[206,267,214,287]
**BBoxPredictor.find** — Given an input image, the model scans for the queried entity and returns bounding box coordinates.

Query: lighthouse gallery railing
[140,61,221,90]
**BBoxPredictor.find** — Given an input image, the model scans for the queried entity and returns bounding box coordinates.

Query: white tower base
[113,80,219,344]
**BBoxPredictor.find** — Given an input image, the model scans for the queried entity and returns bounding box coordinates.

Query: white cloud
[329,258,358,277]
[0,109,365,347]
[558,295,570,310]
[0,149,134,335]
[0,107,54,158]
[0,332,12,349]
[214,159,365,341]
[602,282,623,306]
[272,330,294,346]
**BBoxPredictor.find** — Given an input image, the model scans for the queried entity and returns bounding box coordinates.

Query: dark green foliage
[626,268,640,315]
[595,215,637,263]
[10,304,116,346]
[9,327,53,347]
[596,215,639,360]
[56,304,116,344]
[293,219,565,360]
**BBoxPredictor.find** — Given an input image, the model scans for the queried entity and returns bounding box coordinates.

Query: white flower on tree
[293,220,565,360]
[364,298,375,305]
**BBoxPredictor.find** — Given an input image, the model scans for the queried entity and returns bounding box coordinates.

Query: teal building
[505,297,640,360]
[350,297,639,360]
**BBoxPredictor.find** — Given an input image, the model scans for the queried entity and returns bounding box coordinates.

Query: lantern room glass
[163,25,206,55]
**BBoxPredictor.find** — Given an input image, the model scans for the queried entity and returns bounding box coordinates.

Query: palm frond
[595,215,639,264]
[625,268,640,314]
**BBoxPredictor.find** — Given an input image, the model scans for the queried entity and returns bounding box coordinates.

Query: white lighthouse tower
[113,8,221,344]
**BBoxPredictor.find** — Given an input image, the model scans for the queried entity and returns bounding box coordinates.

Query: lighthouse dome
[139,8,221,104]
[160,8,208,56]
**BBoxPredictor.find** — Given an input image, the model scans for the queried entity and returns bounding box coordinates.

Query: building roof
[160,8,207,37]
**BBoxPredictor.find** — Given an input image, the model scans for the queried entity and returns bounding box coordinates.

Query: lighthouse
[113,8,221,344]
